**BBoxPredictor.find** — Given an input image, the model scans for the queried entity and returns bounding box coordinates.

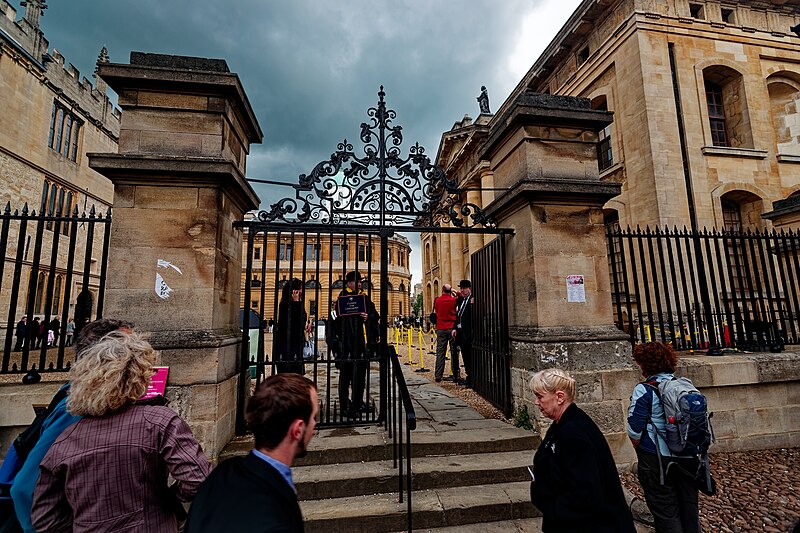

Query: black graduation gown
[273,300,306,363]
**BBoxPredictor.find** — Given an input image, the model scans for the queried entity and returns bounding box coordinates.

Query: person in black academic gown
[273,278,308,375]
[530,368,636,533]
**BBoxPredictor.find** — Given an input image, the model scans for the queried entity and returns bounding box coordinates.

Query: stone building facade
[0,0,119,339]
[423,0,800,314]
[240,223,412,324]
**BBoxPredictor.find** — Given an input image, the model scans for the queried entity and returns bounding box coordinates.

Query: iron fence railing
[0,203,111,376]
[607,225,800,353]
[386,346,416,531]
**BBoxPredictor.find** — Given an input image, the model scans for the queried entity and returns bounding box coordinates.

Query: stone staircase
[219,371,543,532]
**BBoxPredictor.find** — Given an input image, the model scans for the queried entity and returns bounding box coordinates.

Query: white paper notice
[566,275,585,303]
[155,272,172,299]
[155,259,183,300]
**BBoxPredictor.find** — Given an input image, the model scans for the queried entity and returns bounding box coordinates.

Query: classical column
[89,52,262,458]
[439,228,451,289]
[449,231,464,283]
[482,92,633,462]
[467,186,484,259]
[479,167,495,248]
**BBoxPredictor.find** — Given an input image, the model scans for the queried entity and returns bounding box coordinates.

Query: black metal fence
[607,225,800,352]
[0,203,112,375]
[470,236,511,415]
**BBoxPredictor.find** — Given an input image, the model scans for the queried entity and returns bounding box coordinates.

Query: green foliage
[412,292,423,315]
[512,404,534,431]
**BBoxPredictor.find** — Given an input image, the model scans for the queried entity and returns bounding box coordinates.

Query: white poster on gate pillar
[566,275,585,303]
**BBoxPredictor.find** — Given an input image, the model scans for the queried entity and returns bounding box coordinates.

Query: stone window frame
[40,179,75,235]
[695,62,756,152]
[587,89,621,175]
[765,72,800,160]
[48,100,82,162]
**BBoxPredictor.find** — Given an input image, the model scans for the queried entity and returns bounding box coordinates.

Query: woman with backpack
[627,342,701,533]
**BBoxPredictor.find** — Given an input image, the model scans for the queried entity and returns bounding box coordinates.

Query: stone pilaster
[88,52,262,459]
[482,92,635,462]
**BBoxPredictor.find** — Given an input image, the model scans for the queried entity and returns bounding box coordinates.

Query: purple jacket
[32,404,210,533]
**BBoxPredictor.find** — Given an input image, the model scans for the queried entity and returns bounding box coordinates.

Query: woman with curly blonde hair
[31,331,210,533]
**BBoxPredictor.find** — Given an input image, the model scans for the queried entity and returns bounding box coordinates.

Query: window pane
[70,121,80,161]
[55,108,65,152]
[63,116,73,158]
[48,103,57,148]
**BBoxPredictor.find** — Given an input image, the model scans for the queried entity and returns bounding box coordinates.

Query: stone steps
[218,368,542,531]
[301,481,539,533]
[295,449,533,500]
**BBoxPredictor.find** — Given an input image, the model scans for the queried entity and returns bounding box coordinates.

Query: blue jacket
[10,385,81,533]
[627,373,692,458]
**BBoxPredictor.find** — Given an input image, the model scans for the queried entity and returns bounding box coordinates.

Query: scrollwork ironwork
[257,87,495,229]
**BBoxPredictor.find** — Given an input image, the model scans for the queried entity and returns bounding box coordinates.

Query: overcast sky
[38,0,582,287]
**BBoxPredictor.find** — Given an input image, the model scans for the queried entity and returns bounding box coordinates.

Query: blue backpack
[647,376,712,456]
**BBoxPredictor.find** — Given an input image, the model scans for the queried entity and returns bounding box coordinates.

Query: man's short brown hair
[246,374,317,450]
[74,318,135,355]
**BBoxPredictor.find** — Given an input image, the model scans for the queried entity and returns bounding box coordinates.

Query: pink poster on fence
[141,367,169,399]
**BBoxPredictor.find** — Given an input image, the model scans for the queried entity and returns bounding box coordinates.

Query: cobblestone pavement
[621,448,800,533]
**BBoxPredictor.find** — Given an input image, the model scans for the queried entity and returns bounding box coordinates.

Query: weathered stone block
[134,185,200,210]
[581,400,626,433]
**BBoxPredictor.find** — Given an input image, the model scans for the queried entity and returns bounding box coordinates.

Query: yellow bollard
[417,328,424,368]
[407,327,413,364]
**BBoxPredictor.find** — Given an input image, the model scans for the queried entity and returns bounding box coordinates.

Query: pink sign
[141,366,169,399]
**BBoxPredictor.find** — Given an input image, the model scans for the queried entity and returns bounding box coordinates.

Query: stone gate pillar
[88,52,262,458]
[481,92,636,462]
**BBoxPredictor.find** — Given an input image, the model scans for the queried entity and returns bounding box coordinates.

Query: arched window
[384,281,394,291]
[432,236,438,266]
[305,280,321,289]
[52,274,63,315]
[34,272,47,313]
[766,73,800,155]
[332,279,344,289]
[398,283,405,293]
[361,280,372,291]
[703,66,753,148]
[425,242,431,270]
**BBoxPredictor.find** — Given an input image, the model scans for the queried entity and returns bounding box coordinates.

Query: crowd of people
[13,317,76,351]
[1,296,719,533]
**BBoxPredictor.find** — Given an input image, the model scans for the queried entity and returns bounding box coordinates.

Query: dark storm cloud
[41,0,536,204]
[38,0,563,283]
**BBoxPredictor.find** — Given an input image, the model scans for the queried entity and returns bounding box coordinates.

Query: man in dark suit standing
[186,373,318,533]
[454,279,474,387]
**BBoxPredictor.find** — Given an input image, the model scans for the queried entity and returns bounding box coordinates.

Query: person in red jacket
[432,284,458,383]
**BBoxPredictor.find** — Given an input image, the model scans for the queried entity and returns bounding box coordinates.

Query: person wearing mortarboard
[330,271,378,418]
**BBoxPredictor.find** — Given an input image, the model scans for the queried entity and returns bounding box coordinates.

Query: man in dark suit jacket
[186,374,318,533]
[454,279,474,387]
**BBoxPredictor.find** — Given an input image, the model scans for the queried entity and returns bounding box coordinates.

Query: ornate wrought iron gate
[234,87,509,432]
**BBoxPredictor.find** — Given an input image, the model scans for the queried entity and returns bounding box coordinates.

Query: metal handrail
[386,346,416,531]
